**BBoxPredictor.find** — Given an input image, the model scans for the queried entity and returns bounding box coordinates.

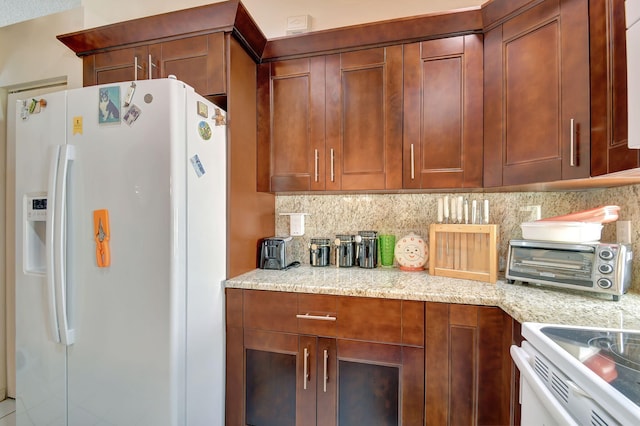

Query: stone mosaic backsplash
[275,184,640,292]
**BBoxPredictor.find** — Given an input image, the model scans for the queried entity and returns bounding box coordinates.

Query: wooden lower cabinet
[425,302,513,426]
[226,289,424,425]
[227,289,515,426]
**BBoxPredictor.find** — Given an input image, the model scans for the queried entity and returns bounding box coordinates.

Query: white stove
[511,323,640,425]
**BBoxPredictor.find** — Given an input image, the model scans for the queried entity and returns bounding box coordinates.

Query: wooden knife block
[428,224,499,283]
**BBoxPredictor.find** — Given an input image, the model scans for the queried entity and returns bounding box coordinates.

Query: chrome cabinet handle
[330,149,335,182]
[134,56,142,81]
[303,347,309,390]
[570,118,576,167]
[410,143,415,180]
[148,54,157,80]
[323,349,329,393]
[296,313,337,321]
[314,149,319,182]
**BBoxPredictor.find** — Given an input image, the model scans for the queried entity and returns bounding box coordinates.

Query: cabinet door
[484,0,590,186]
[244,330,317,426]
[590,0,639,174]
[425,303,511,426]
[403,35,483,189]
[149,33,226,97]
[326,47,403,190]
[257,57,326,192]
[84,46,149,86]
[332,339,424,426]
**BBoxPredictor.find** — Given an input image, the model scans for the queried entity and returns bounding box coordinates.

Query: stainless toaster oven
[506,240,633,301]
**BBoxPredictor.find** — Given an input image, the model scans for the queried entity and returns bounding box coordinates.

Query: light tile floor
[0,399,15,426]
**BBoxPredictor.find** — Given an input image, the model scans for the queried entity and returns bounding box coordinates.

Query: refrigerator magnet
[93,209,111,268]
[123,105,141,126]
[197,101,208,118]
[198,121,212,140]
[98,86,121,124]
[72,116,83,135]
[190,154,206,178]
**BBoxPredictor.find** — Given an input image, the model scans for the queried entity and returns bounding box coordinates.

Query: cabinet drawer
[297,293,338,337]
[243,290,298,333]
[337,297,402,344]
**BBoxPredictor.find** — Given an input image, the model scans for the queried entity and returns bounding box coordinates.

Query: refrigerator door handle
[46,146,62,343]
[53,145,75,346]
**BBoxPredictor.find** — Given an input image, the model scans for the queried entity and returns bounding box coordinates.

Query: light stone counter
[225,265,640,331]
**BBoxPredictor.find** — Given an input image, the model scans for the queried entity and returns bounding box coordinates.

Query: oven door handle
[510,345,579,426]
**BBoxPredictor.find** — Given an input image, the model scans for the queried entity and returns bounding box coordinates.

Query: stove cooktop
[541,326,640,408]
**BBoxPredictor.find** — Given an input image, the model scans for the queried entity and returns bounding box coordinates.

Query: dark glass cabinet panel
[338,360,399,426]
[246,349,297,426]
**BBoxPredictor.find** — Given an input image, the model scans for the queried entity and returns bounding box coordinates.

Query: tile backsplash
[275,184,640,292]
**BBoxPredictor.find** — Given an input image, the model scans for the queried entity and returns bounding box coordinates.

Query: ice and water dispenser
[24,193,48,275]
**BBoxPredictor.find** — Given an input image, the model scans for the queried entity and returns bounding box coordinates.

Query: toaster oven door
[507,242,595,287]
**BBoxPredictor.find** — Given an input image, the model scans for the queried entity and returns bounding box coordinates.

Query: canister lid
[310,238,331,245]
[358,230,377,239]
[335,234,355,242]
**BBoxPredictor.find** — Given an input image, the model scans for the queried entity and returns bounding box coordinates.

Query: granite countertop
[225,265,640,331]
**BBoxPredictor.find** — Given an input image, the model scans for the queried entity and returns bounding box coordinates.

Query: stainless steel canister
[334,235,356,267]
[309,238,331,267]
[356,230,378,268]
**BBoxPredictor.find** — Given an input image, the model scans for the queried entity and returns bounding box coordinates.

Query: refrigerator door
[15,91,69,425]
[63,80,187,425]
[184,85,227,426]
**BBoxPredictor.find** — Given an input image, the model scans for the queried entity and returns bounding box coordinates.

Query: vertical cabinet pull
[323,349,329,393]
[330,149,335,182]
[570,118,576,167]
[303,347,309,390]
[134,56,142,81]
[314,149,319,182]
[410,143,415,180]
[148,54,157,80]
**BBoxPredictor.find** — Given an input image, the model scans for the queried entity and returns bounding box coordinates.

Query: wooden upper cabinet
[325,46,404,191]
[484,0,591,186]
[58,1,266,98]
[260,46,404,192]
[257,57,326,192]
[149,33,227,96]
[590,0,639,175]
[83,33,226,96]
[403,35,483,189]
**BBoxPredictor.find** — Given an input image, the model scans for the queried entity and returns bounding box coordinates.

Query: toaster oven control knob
[598,264,614,274]
[599,249,614,260]
[597,278,613,289]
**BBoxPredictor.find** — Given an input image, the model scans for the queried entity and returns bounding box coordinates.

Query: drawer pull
[296,313,337,321]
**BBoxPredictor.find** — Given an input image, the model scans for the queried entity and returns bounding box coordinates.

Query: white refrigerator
[14,78,227,425]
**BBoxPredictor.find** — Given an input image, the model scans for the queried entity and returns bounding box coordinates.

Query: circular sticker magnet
[198,121,212,140]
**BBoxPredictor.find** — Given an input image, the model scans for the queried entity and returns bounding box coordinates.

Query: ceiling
[1,0,485,38]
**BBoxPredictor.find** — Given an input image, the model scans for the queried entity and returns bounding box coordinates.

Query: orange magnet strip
[93,209,111,267]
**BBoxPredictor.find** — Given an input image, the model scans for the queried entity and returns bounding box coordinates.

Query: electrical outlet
[519,205,541,222]
[616,220,632,244]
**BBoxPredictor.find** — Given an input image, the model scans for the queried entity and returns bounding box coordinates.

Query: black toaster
[258,236,297,270]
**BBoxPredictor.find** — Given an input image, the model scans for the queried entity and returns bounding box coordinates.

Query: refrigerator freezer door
[15,91,69,425]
